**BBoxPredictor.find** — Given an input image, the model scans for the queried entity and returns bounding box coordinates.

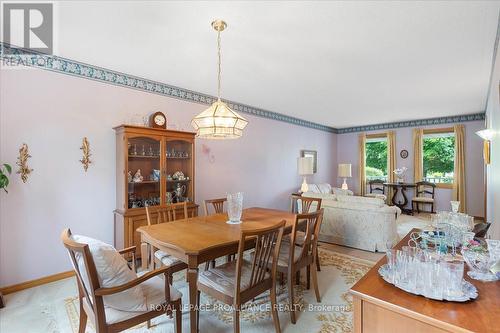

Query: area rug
[64,248,375,333]
[397,213,432,240]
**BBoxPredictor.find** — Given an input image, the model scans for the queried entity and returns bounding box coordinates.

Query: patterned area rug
[64,248,375,333]
[397,213,432,240]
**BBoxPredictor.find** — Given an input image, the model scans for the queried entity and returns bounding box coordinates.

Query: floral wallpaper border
[0,42,485,134]
[336,112,485,134]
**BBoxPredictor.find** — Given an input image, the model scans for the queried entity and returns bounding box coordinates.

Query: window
[365,135,388,181]
[422,129,455,186]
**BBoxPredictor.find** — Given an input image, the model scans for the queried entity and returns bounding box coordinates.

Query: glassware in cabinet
[127,136,161,209]
[165,139,193,204]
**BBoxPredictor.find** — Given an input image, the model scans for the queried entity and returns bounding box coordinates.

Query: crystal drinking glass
[443,261,464,299]
[395,250,412,290]
[423,260,444,300]
[450,201,460,213]
[227,192,243,224]
[385,249,398,283]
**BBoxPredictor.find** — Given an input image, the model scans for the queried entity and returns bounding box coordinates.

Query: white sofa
[301,190,400,252]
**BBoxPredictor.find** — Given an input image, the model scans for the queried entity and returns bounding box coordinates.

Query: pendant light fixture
[191,20,248,139]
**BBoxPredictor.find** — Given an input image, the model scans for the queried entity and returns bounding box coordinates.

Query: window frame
[422,127,455,189]
[365,133,389,182]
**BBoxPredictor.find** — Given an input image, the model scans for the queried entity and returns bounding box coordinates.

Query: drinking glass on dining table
[227,192,244,224]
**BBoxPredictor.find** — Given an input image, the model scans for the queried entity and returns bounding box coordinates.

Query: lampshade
[338,164,352,178]
[298,157,313,176]
[476,129,496,141]
[191,99,248,139]
[191,20,249,139]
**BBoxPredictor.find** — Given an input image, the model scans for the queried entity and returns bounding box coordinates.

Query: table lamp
[298,157,313,192]
[338,163,352,190]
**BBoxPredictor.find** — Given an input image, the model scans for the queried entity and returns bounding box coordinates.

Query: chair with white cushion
[412,181,436,213]
[145,203,189,275]
[61,228,182,333]
[290,195,323,272]
[197,220,286,333]
[275,210,324,324]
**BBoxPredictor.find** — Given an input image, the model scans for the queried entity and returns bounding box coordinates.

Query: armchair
[61,229,182,333]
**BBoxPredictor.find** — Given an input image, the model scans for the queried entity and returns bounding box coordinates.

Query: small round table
[383,182,416,215]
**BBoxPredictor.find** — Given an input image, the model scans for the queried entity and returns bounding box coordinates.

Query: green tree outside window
[423,134,455,183]
[365,140,388,179]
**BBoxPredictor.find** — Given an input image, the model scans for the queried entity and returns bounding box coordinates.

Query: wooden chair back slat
[235,221,285,298]
[291,210,324,263]
[204,198,227,215]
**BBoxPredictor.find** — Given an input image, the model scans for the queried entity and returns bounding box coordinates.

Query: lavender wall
[0,65,488,287]
[0,67,337,286]
[337,122,485,216]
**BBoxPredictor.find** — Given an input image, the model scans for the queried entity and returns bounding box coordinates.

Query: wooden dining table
[137,207,297,333]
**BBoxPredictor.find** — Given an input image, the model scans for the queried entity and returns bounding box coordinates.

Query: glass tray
[378,264,478,302]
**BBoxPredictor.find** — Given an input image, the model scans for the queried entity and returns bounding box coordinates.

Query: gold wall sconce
[476,129,496,165]
[17,143,33,183]
[79,137,92,172]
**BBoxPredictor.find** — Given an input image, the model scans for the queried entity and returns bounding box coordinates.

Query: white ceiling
[52,1,500,127]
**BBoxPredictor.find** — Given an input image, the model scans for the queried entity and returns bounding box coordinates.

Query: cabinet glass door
[127,136,162,209]
[165,139,193,204]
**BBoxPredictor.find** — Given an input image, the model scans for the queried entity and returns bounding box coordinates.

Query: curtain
[413,128,424,183]
[359,133,366,196]
[386,131,396,204]
[453,124,467,213]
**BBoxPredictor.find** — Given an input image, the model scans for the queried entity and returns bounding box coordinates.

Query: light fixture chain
[217,29,222,100]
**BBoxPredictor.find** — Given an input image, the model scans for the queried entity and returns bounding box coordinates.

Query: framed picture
[300,150,317,173]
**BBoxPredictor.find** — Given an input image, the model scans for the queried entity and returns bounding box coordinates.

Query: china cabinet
[113,125,198,254]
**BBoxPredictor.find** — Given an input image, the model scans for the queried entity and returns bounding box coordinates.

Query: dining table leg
[187,264,199,333]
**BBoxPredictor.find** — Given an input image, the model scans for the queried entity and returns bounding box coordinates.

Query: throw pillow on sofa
[336,194,385,207]
[317,183,332,194]
[305,184,321,193]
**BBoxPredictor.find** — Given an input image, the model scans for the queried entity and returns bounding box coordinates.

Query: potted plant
[0,163,12,193]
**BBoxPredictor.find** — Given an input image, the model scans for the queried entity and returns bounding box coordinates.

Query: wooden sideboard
[350,229,500,333]
[113,125,198,254]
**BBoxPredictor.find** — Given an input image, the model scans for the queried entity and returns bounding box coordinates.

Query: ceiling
[51,1,500,127]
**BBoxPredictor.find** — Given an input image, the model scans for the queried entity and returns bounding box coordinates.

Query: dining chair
[411,181,436,213]
[203,198,227,216]
[365,179,386,199]
[472,222,491,238]
[145,203,189,274]
[203,198,232,269]
[61,229,182,333]
[289,195,323,272]
[146,202,189,226]
[277,209,324,324]
[197,220,286,333]
[290,195,321,214]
